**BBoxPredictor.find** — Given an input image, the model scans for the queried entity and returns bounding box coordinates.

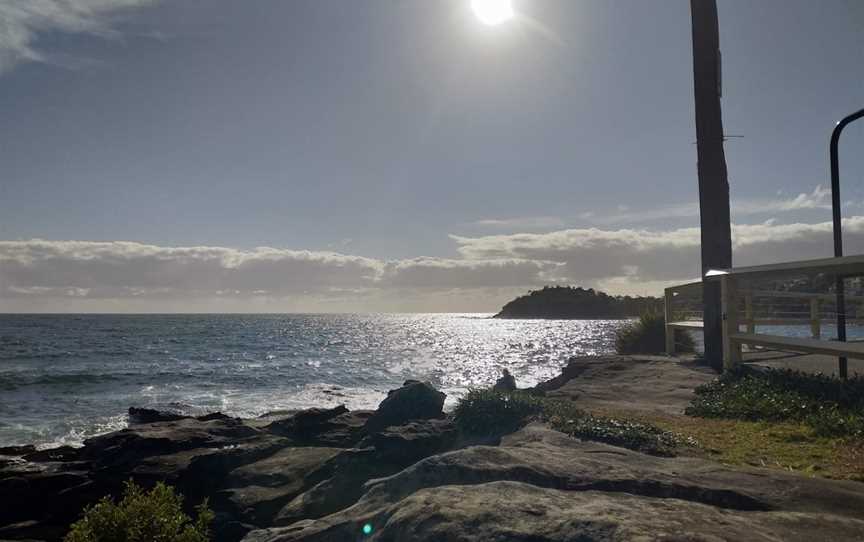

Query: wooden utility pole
[691,0,732,370]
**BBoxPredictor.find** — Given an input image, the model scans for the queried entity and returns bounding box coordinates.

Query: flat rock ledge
[2,361,864,542]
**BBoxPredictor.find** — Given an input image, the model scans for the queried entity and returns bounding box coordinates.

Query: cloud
[582,185,832,225]
[452,216,864,285]
[6,216,864,311]
[0,240,556,304]
[0,0,153,74]
[0,240,383,297]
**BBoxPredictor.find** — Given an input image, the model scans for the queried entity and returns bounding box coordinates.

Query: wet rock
[22,445,80,463]
[128,407,189,424]
[198,412,235,422]
[0,445,37,456]
[364,381,445,433]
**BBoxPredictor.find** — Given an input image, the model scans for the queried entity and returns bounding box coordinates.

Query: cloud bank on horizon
[5,211,864,312]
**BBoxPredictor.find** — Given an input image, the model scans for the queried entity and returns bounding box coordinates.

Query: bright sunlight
[471,0,514,26]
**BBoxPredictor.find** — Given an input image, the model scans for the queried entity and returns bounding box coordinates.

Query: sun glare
[471,0,514,26]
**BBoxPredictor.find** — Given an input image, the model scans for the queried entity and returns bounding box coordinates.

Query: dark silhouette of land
[494,286,662,319]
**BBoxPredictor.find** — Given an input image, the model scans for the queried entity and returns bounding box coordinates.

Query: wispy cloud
[0,0,154,75]
[582,185,833,225]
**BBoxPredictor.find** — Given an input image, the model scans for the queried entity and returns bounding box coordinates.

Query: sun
[471,0,514,26]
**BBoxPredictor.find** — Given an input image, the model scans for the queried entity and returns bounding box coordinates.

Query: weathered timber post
[810,298,821,339]
[664,287,676,355]
[720,275,741,371]
[691,0,732,370]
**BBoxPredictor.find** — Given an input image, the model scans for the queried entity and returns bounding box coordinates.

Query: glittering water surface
[0,313,626,448]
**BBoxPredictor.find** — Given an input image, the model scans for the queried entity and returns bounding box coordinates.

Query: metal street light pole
[830,107,864,379]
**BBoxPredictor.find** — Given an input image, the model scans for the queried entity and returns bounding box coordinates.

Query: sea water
[0,313,626,448]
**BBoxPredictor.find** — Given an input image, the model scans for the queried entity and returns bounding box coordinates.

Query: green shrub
[615,312,694,354]
[454,389,677,455]
[686,369,864,438]
[65,481,213,542]
[453,389,545,436]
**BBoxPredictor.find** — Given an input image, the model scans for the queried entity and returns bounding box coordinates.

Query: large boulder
[364,381,445,433]
[242,424,864,542]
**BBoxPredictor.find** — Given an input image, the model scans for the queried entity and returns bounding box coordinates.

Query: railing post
[664,287,675,355]
[744,294,754,334]
[720,275,742,371]
[810,298,821,339]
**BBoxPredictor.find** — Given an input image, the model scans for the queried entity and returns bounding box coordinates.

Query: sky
[0,0,862,313]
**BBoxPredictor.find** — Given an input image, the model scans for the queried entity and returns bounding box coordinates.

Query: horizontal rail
[669,318,864,328]
[706,254,864,280]
[740,289,864,302]
[730,332,864,360]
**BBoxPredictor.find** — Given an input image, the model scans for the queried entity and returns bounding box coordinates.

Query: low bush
[686,369,864,438]
[548,413,678,456]
[615,312,694,354]
[65,481,213,542]
[453,389,544,436]
[454,389,677,455]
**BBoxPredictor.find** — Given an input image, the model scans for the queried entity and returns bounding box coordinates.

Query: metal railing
[705,254,864,377]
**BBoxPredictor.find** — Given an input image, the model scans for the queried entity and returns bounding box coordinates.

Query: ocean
[0,313,626,448]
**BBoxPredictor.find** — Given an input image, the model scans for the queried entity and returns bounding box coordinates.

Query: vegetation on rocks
[494,286,662,319]
[65,481,213,542]
[686,369,864,438]
[596,407,864,481]
[454,389,678,455]
[615,312,694,354]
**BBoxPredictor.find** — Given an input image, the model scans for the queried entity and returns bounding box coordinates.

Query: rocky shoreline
[3,358,864,541]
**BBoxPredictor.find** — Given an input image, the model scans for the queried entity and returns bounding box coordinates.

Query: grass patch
[593,408,864,481]
[615,312,694,354]
[454,389,678,455]
[685,369,864,438]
